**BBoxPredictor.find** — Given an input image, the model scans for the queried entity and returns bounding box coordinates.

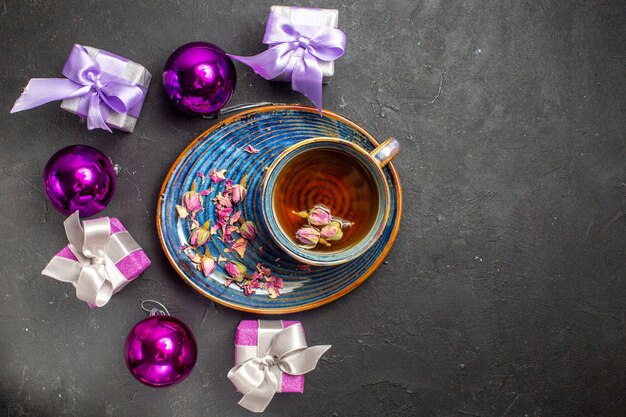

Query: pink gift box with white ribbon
[235,320,305,392]
[229,319,331,412]
[42,211,150,307]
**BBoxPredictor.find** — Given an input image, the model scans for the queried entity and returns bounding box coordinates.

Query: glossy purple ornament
[124,315,197,387]
[163,41,237,116]
[43,145,116,217]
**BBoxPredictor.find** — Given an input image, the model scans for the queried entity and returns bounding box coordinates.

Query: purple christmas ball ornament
[124,315,197,387]
[163,41,237,116]
[43,145,116,218]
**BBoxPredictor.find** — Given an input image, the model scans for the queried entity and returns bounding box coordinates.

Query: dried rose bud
[189,221,211,247]
[295,226,320,249]
[240,221,257,240]
[182,182,203,213]
[225,261,247,282]
[200,255,216,276]
[308,205,332,227]
[231,184,247,204]
[320,221,343,241]
[183,192,202,213]
[176,204,189,219]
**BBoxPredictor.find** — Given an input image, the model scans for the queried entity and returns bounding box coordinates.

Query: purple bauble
[124,315,197,387]
[163,41,237,116]
[43,145,116,218]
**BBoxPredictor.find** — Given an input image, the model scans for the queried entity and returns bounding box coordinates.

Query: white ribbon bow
[42,211,141,307]
[228,323,331,413]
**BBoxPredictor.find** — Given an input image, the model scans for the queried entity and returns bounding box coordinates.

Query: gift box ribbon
[229,11,346,113]
[228,322,331,413]
[42,211,142,307]
[11,44,145,132]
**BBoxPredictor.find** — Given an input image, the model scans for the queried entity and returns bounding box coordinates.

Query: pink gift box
[55,217,150,281]
[45,216,151,307]
[235,320,305,392]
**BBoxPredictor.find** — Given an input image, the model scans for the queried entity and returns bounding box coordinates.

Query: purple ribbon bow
[229,13,346,113]
[11,44,145,132]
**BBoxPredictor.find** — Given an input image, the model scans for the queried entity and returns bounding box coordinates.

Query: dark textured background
[1,1,625,416]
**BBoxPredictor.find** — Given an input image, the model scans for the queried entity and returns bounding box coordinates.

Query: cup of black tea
[261,137,400,266]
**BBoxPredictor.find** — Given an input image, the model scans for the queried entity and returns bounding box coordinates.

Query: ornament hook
[141,300,170,316]
[202,102,282,119]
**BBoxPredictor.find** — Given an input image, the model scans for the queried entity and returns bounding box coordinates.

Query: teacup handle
[370,137,401,167]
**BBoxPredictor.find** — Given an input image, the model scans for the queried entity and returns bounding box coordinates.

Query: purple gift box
[235,320,305,392]
[42,213,150,307]
[228,6,345,113]
[60,45,152,132]
[11,44,151,133]
[265,6,339,84]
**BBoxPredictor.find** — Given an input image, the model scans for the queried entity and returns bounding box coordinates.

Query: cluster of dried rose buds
[175,154,289,299]
[210,171,250,247]
[224,262,284,298]
[292,205,354,249]
[177,170,273,296]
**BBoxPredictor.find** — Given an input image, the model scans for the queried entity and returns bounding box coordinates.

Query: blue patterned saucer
[157,105,402,314]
